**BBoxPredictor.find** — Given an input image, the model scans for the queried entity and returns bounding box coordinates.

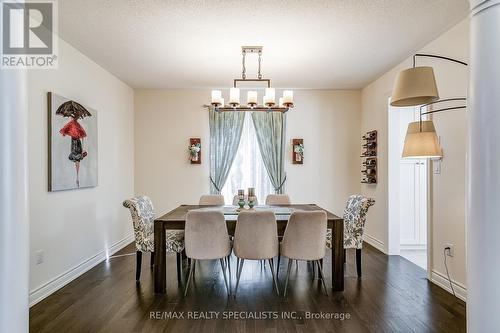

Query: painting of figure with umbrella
[48,92,98,191]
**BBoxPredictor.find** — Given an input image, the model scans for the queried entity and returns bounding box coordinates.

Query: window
[221,113,273,204]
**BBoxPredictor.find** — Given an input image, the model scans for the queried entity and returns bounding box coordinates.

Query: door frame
[387,97,432,276]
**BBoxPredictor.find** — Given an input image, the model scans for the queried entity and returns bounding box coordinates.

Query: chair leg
[136,251,142,282]
[219,258,230,295]
[184,259,196,296]
[356,248,362,277]
[276,253,281,279]
[316,260,329,296]
[227,256,232,296]
[150,252,155,267]
[176,252,182,283]
[234,258,245,297]
[268,259,280,295]
[283,259,293,298]
[344,249,346,264]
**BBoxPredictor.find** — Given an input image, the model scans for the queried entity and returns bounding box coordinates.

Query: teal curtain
[209,109,245,194]
[251,112,287,194]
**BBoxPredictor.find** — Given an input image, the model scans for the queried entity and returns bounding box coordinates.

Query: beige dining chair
[281,211,328,297]
[184,210,232,296]
[233,211,280,296]
[199,194,225,205]
[232,195,259,206]
[265,194,291,205]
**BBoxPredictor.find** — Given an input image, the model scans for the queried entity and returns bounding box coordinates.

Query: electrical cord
[443,247,457,298]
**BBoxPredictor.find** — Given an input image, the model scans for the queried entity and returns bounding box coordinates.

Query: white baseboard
[363,233,385,253]
[430,269,467,302]
[29,234,134,307]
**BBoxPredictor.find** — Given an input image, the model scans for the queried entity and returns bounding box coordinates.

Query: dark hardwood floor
[30,243,465,332]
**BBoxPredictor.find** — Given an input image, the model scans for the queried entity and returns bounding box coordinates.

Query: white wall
[28,39,135,305]
[135,89,361,216]
[361,19,468,298]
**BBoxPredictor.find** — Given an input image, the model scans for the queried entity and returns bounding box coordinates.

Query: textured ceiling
[59,0,469,89]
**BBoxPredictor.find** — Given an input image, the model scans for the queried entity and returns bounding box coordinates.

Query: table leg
[154,221,167,293]
[331,219,344,291]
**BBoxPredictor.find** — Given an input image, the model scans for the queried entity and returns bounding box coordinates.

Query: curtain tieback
[274,175,287,193]
[209,176,221,192]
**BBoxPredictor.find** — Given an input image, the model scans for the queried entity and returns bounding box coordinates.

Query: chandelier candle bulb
[211,90,222,106]
[219,98,224,108]
[282,90,294,107]
[229,88,240,107]
[247,91,258,107]
[279,97,284,107]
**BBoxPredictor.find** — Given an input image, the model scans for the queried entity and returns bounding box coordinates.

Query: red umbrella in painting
[56,100,92,188]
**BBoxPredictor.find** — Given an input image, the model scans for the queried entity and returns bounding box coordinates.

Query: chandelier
[207,46,294,113]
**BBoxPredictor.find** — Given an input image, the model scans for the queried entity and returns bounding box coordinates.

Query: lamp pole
[468,0,500,331]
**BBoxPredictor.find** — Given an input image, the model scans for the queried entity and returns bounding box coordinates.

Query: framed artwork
[48,92,98,191]
[189,138,201,164]
[292,138,304,164]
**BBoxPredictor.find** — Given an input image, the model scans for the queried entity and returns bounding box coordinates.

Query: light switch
[433,159,441,174]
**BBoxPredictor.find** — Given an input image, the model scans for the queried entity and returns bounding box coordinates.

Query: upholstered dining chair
[233,211,280,296]
[199,194,225,205]
[326,194,375,277]
[265,194,291,205]
[232,195,259,206]
[123,196,185,283]
[184,210,232,296]
[281,211,328,297]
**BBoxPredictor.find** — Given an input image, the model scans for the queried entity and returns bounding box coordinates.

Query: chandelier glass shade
[208,46,294,113]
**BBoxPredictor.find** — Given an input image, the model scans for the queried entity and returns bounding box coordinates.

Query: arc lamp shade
[402,120,442,159]
[391,66,439,107]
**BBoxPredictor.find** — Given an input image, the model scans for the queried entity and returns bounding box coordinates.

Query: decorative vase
[248,197,255,209]
[238,198,246,209]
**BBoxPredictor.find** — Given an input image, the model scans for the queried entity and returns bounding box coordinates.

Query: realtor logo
[1,0,58,68]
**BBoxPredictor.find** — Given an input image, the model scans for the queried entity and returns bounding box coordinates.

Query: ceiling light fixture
[207,46,294,113]
[391,54,468,159]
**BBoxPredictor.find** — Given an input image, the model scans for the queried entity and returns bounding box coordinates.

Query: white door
[399,159,427,247]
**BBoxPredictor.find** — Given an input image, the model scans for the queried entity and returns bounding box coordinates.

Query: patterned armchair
[123,196,185,282]
[325,194,375,277]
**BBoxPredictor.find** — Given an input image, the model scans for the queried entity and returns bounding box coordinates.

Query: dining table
[153,204,344,293]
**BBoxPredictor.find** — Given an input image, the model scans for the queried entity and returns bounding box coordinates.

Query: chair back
[234,211,278,260]
[281,211,327,260]
[265,194,291,205]
[123,196,155,252]
[185,210,231,260]
[343,195,375,249]
[232,195,259,206]
[199,194,225,205]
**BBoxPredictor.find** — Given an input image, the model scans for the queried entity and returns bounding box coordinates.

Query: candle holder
[248,196,256,209]
[237,189,246,209]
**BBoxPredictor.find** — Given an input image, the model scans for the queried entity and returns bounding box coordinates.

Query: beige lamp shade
[402,120,442,159]
[391,66,439,107]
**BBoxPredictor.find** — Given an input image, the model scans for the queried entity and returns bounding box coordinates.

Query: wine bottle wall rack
[361,130,377,184]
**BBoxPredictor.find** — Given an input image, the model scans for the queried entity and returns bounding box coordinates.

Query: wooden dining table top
[155,204,342,224]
